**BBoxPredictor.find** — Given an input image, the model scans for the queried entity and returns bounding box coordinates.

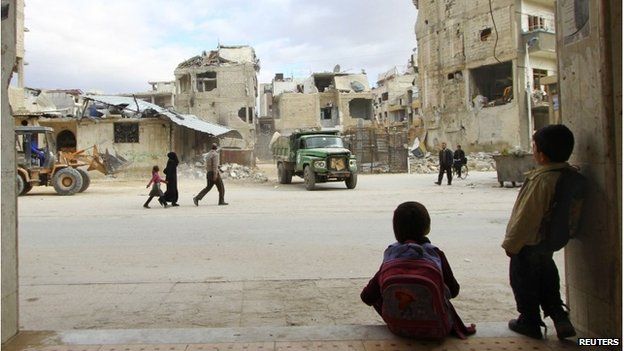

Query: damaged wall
[273,93,319,132]
[415,0,544,151]
[37,118,171,169]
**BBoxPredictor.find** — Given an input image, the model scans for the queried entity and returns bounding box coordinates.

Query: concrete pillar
[1,0,19,344]
[555,0,621,338]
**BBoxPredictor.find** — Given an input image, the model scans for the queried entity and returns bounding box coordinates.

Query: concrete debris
[178,162,268,182]
[409,152,498,174]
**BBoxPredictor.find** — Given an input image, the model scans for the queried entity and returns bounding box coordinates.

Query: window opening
[527,15,546,31]
[348,98,372,120]
[532,69,548,90]
[196,71,217,92]
[469,61,513,107]
[114,123,139,143]
[321,107,332,120]
[382,92,389,101]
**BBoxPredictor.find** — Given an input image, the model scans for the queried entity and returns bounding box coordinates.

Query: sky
[23,0,417,94]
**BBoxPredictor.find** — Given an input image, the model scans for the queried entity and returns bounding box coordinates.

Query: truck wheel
[345,172,357,189]
[76,168,91,192]
[53,167,83,195]
[278,163,293,184]
[16,174,24,196]
[304,165,315,190]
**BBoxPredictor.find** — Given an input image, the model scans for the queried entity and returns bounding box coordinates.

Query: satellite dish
[333,64,341,73]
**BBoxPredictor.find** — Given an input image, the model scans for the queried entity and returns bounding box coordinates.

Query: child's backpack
[378,258,452,340]
[541,167,587,251]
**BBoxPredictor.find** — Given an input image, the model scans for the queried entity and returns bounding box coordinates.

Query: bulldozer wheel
[53,167,83,195]
[16,174,24,196]
[76,168,90,192]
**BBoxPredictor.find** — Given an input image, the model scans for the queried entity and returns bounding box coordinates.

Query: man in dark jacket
[436,142,454,185]
[453,145,466,178]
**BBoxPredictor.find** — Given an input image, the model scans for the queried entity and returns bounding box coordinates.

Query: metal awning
[83,95,242,138]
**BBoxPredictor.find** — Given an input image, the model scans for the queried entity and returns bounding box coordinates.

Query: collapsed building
[9,89,243,169]
[414,0,558,151]
[174,45,259,149]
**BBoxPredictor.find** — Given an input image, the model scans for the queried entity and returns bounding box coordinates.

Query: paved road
[17,170,564,330]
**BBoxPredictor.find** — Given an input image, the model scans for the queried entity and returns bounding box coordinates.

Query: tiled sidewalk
[2,325,602,351]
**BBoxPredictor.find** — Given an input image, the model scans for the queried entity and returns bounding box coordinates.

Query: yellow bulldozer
[15,126,127,196]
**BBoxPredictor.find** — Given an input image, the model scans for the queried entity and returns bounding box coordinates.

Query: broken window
[196,71,217,92]
[480,28,492,41]
[321,107,332,120]
[469,61,513,106]
[114,123,139,143]
[349,99,372,120]
[179,74,191,93]
[238,108,247,122]
[382,92,389,101]
[528,15,546,31]
[314,75,333,92]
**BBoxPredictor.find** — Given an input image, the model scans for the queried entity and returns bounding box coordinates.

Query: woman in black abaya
[159,152,179,206]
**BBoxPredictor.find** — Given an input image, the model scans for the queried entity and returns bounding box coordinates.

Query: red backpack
[379,258,453,340]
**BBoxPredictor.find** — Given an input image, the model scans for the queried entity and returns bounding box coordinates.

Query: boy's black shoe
[143,204,150,209]
[508,318,544,339]
[171,203,179,207]
[552,314,576,339]
[193,197,199,206]
[434,181,441,185]
[218,202,229,206]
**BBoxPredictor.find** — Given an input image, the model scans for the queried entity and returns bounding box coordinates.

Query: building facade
[174,45,259,148]
[414,0,557,151]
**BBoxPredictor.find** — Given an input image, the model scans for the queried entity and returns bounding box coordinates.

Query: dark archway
[57,130,76,152]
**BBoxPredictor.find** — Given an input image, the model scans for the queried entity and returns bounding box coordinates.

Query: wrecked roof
[84,95,242,139]
[177,45,258,69]
[334,74,370,92]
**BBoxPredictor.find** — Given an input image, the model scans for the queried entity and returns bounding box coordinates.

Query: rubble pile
[178,162,268,182]
[408,152,497,174]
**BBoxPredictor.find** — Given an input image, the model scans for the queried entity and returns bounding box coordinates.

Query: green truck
[271,130,357,190]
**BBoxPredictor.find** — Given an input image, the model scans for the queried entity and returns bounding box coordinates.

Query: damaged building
[414,0,558,151]
[261,70,374,134]
[174,45,259,149]
[10,90,243,169]
[371,63,419,125]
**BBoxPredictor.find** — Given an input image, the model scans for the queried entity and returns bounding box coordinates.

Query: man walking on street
[193,143,228,206]
[453,144,466,178]
[435,142,453,185]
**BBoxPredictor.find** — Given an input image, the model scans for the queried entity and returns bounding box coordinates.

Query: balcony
[524,30,556,59]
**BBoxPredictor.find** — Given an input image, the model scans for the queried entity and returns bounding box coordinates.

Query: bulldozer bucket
[98,147,129,174]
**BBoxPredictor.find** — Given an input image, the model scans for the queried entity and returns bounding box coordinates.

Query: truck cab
[272,130,357,190]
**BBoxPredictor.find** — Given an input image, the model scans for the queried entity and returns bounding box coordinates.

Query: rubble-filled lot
[408,152,497,174]
[17,169,563,330]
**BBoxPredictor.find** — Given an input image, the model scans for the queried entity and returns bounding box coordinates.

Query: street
[17,169,564,330]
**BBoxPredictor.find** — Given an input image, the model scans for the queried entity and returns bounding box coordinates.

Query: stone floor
[2,324,607,351]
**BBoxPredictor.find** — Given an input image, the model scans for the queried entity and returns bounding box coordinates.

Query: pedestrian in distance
[503,124,578,340]
[144,165,167,208]
[193,143,228,206]
[160,152,179,207]
[435,142,453,185]
[361,201,476,340]
[453,144,466,178]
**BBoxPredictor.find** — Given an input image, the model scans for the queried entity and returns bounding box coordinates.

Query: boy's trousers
[509,244,565,321]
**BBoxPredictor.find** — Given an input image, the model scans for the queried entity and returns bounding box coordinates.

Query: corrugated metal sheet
[84,95,241,138]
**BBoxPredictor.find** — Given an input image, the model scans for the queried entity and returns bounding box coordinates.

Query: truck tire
[53,167,83,195]
[16,174,24,196]
[277,163,292,184]
[76,168,91,192]
[345,172,357,189]
[304,165,315,190]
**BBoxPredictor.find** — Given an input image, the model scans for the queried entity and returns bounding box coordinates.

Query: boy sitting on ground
[361,201,475,340]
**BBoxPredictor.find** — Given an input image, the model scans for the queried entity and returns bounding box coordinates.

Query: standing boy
[503,124,576,339]
[193,143,228,206]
